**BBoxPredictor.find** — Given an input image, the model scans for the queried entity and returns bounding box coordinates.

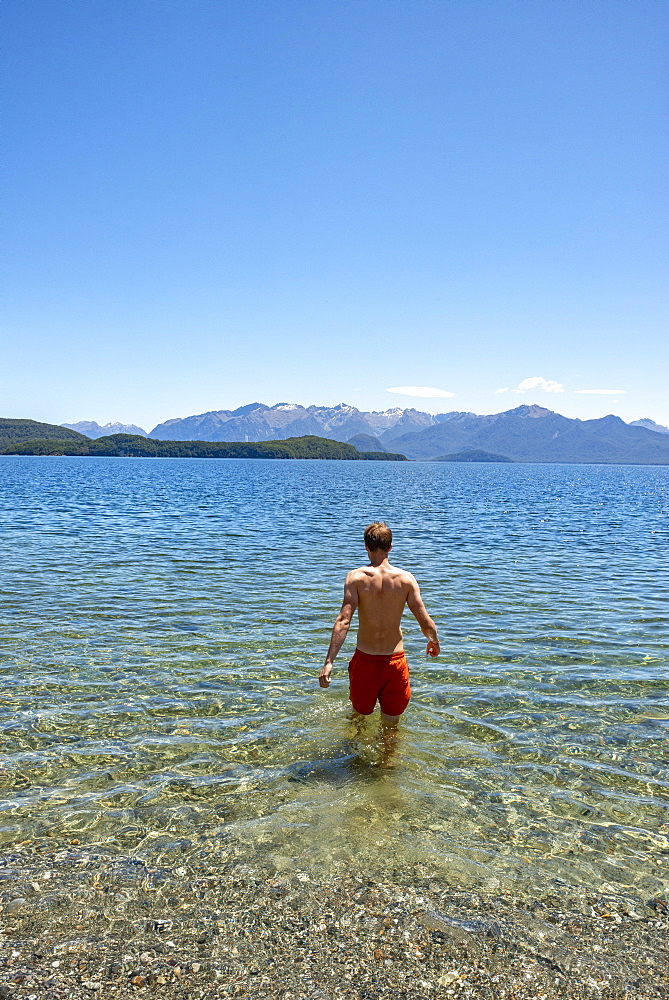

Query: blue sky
[3,0,667,431]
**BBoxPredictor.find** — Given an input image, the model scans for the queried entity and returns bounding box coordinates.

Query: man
[318,522,439,726]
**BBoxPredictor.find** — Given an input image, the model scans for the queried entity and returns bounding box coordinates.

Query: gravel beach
[1,843,667,1000]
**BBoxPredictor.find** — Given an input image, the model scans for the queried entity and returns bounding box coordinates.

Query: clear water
[1,457,667,905]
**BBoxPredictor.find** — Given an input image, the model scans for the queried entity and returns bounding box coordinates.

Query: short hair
[364,521,392,552]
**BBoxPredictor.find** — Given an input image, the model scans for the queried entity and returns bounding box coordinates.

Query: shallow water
[0,456,667,905]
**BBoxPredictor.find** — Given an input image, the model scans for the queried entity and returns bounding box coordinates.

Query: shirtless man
[318,522,440,726]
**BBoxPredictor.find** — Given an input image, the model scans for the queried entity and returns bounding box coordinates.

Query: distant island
[435,449,513,463]
[1,426,407,462]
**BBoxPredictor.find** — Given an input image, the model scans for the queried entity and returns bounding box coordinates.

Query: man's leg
[348,652,378,719]
[349,709,372,744]
[380,711,400,727]
[378,654,410,728]
[378,712,400,768]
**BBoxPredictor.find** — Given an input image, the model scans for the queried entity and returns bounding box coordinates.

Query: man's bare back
[318,522,439,723]
[350,561,427,655]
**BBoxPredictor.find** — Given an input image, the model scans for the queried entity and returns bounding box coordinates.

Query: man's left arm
[319,575,359,688]
[407,575,440,657]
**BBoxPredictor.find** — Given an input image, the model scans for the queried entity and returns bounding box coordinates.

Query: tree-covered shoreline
[3,433,407,461]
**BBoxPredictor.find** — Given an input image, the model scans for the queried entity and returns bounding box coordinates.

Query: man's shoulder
[347,565,372,579]
[347,564,416,584]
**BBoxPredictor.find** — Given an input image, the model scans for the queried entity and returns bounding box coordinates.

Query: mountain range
[64,402,669,464]
[145,402,436,445]
[62,420,148,438]
[389,407,669,463]
[1,404,668,463]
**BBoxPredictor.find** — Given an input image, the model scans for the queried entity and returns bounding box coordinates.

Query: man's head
[364,521,392,552]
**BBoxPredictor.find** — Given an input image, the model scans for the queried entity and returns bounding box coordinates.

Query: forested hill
[3,434,407,461]
[0,418,88,448]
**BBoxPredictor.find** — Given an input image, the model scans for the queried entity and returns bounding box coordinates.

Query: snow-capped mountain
[629,418,669,435]
[148,402,439,443]
[61,420,148,438]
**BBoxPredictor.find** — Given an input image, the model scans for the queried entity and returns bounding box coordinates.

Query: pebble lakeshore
[0,841,667,1000]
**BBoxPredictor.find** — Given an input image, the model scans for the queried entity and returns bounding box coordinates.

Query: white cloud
[517,376,564,393]
[495,376,564,395]
[386,386,456,398]
[574,389,626,395]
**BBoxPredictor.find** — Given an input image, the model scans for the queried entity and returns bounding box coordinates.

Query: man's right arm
[407,575,440,657]
[319,574,359,687]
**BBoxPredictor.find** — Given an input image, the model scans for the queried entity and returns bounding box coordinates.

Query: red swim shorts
[348,648,411,717]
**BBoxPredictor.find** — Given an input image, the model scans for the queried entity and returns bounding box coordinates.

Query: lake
[0,456,667,910]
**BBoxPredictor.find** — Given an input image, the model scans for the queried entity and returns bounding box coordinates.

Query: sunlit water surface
[0,457,667,906]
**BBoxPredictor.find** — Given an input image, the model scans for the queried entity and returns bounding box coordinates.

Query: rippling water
[1,456,667,906]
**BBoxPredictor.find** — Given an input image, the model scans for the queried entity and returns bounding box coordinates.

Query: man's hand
[319,662,333,687]
[426,639,440,657]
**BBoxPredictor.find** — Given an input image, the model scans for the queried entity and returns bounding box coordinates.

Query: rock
[150,919,172,933]
[418,910,481,945]
[438,970,462,986]
[5,898,27,914]
[266,886,288,899]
